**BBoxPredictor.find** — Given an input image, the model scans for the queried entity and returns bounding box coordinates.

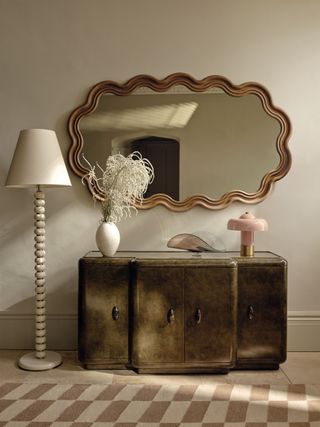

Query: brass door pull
[195,308,202,324]
[112,306,120,320]
[248,305,254,320]
[167,308,175,323]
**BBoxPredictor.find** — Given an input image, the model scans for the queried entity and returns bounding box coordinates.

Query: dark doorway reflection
[131,136,180,200]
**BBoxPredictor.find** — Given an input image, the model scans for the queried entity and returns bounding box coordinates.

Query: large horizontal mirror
[68,73,291,211]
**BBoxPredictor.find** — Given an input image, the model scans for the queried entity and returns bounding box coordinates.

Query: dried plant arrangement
[82,151,154,223]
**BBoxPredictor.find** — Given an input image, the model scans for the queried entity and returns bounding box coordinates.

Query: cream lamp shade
[5,129,71,187]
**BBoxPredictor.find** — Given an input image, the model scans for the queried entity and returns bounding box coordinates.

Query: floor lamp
[5,129,72,371]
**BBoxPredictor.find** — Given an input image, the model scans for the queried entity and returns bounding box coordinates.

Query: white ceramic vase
[96,222,120,257]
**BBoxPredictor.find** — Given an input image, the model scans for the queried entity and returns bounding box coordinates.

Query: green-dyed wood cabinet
[131,258,237,373]
[236,257,287,369]
[78,251,287,373]
[78,258,130,369]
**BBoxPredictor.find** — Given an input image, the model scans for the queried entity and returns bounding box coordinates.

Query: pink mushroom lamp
[227,212,268,256]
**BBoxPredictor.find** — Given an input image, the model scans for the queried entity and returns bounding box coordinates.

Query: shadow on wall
[0,152,78,311]
[0,269,78,350]
[0,155,74,249]
[2,266,77,314]
[0,159,33,246]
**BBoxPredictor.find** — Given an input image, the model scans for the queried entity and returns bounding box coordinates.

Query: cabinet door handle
[112,306,120,321]
[195,308,202,324]
[167,308,175,323]
[248,305,254,320]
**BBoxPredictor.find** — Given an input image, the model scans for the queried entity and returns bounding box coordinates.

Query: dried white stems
[82,151,154,223]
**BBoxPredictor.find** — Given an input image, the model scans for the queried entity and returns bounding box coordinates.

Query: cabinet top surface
[83,251,282,260]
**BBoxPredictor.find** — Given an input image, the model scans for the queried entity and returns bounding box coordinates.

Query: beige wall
[0,0,319,349]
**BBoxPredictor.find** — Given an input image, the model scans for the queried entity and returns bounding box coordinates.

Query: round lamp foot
[18,351,62,371]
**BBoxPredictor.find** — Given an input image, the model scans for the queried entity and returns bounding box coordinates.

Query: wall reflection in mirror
[80,88,280,201]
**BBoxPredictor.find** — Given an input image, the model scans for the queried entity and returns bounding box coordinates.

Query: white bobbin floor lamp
[5,129,71,371]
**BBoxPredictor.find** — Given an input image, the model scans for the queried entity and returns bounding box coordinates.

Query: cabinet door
[132,265,184,365]
[237,263,287,364]
[184,266,237,365]
[78,260,129,366]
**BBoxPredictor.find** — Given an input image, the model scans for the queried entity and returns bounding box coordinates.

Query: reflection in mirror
[80,90,280,201]
[68,74,291,211]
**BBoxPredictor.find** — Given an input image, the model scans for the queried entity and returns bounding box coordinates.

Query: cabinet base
[80,359,233,374]
[83,364,128,370]
[131,361,233,374]
[134,367,230,374]
[81,359,283,373]
[81,359,129,370]
[235,361,280,370]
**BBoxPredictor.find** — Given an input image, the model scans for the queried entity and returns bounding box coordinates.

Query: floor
[1,351,320,385]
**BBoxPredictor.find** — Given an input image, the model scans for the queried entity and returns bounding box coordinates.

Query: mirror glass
[79,87,280,201]
[68,74,291,210]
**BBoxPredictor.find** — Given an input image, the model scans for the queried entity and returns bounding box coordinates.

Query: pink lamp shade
[227,212,268,256]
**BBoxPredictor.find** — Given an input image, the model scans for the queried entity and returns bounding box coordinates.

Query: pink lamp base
[228,212,268,257]
[241,244,254,257]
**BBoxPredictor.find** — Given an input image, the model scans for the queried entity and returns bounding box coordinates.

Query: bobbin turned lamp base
[18,351,62,371]
[5,129,71,373]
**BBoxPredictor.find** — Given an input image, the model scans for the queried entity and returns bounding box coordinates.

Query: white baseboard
[0,311,320,351]
[287,311,320,351]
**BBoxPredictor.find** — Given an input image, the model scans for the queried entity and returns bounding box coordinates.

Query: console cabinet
[78,258,130,369]
[236,257,287,369]
[78,251,287,373]
[131,258,237,373]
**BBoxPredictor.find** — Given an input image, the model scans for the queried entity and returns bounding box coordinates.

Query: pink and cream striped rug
[0,382,320,426]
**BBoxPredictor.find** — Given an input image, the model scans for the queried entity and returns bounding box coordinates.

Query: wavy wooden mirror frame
[68,73,291,211]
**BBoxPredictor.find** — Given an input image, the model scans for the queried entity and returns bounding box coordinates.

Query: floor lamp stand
[18,188,62,371]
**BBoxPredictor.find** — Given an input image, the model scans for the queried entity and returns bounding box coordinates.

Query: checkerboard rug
[0,382,320,426]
